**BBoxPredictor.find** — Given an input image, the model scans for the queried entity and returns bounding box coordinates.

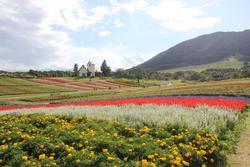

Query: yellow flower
[67,153,72,158]
[160,142,166,147]
[76,159,81,164]
[107,156,115,161]
[150,162,157,167]
[142,143,146,146]
[185,152,191,157]
[22,156,28,161]
[102,149,108,153]
[142,159,148,167]
[135,161,140,167]
[39,154,46,160]
[182,160,190,166]
[89,151,94,157]
[128,138,134,142]
[197,150,206,156]
[147,155,154,159]
[49,156,54,160]
[0,144,8,151]
[139,126,151,135]
[113,133,118,137]
[168,154,174,159]
[160,157,167,161]
[81,149,86,153]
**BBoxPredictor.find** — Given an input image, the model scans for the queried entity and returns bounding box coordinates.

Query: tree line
[1,61,249,82]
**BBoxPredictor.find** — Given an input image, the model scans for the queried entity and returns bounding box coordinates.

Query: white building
[78,61,95,77]
[87,61,95,77]
[78,65,87,77]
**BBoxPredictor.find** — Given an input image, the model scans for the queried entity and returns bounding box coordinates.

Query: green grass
[0,78,76,96]
[228,109,250,167]
[20,91,115,102]
[159,57,244,73]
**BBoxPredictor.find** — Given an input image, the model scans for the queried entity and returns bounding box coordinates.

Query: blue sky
[0,0,250,71]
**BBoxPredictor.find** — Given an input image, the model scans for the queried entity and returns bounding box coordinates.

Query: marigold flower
[22,156,28,161]
[182,160,190,166]
[39,154,46,160]
[102,149,108,153]
[107,156,115,161]
[160,157,167,161]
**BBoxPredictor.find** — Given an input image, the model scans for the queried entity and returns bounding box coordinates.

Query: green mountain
[138,30,250,71]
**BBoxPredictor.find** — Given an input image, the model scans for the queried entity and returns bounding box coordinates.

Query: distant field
[0,78,76,96]
[159,57,244,73]
[29,78,154,91]
[0,78,249,106]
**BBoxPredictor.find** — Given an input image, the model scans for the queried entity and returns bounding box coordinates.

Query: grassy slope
[0,78,76,96]
[158,57,244,73]
[228,110,250,167]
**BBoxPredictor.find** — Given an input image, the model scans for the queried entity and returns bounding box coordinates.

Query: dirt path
[229,111,250,167]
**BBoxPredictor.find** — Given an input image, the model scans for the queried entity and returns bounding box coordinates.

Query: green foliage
[0,114,229,166]
[0,78,75,96]
[73,64,79,77]
[101,60,111,77]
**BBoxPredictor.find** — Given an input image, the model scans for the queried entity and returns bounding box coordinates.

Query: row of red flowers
[0,97,247,112]
[43,77,70,83]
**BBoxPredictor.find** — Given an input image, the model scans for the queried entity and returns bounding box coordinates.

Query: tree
[73,63,78,76]
[242,61,250,77]
[101,60,111,77]
[129,67,143,83]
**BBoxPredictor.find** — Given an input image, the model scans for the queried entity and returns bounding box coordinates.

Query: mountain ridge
[138,30,250,71]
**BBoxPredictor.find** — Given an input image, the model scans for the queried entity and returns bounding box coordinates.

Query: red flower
[0,97,247,112]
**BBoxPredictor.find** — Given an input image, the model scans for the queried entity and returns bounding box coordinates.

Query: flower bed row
[43,78,71,83]
[0,97,247,112]
[1,105,240,133]
[0,114,226,166]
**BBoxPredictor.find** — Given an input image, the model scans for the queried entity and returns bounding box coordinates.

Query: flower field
[0,97,248,166]
[28,78,126,91]
[0,97,247,112]
[0,78,75,96]
[1,105,241,133]
[0,114,232,166]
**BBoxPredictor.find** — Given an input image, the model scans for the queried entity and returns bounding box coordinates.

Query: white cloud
[110,0,148,14]
[146,0,220,31]
[0,0,142,71]
[110,0,220,31]
[114,19,124,28]
[30,0,115,31]
[0,0,220,71]
[98,30,111,37]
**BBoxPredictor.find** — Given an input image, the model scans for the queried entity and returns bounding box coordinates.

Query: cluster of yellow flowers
[0,114,224,166]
